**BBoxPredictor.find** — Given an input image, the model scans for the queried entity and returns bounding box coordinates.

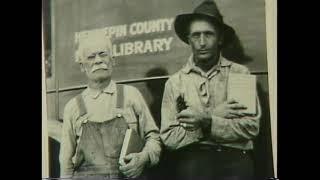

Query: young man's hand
[212,99,247,119]
[119,152,149,178]
[176,108,211,131]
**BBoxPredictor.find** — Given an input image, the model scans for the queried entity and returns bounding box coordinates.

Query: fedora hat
[174,0,235,44]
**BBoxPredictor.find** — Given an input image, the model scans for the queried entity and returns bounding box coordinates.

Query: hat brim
[174,13,235,44]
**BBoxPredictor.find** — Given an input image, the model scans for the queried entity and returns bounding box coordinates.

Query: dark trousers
[168,144,254,180]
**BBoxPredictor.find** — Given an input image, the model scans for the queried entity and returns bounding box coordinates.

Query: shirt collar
[181,54,232,75]
[82,80,116,99]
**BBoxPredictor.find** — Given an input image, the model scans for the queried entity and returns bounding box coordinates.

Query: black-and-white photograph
[42,0,277,179]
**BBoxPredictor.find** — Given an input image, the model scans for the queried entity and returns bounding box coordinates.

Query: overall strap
[116,84,139,134]
[73,94,87,169]
[75,94,87,116]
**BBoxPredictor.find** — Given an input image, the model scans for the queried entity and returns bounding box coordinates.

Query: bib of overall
[72,85,139,180]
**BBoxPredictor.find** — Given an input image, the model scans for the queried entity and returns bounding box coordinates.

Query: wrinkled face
[80,48,114,82]
[188,19,222,64]
[76,35,115,82]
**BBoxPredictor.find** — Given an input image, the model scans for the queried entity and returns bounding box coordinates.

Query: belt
[181,143,251,155]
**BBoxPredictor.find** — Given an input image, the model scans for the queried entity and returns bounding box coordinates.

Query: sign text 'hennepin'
[76,17,175,57]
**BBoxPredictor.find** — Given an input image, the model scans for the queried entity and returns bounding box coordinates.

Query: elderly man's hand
[119,152,149,178]
[176,108,211,131]
[213,99,247,119]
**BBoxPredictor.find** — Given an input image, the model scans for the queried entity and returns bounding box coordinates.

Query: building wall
[44,0,273,178]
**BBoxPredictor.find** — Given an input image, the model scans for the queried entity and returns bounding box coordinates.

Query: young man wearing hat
[59,31,161,180]
[160,1,261,180]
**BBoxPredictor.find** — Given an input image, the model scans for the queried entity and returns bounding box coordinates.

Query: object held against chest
[176,95,188,113]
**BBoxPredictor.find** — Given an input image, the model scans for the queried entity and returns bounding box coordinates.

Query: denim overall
[72,85,139,180]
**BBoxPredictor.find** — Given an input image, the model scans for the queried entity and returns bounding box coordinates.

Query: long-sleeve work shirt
[160,55,261,151]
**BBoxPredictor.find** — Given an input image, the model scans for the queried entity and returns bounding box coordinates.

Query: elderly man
[59,31,161,180]
[160,1,261,180]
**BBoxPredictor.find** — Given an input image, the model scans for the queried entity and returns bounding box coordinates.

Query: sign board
[50,0,267,89]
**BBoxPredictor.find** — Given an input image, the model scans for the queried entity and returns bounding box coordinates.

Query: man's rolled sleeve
[59,99,77,177]
[129,87,162,167]
[160,80,203,150]
[210,97,261,142]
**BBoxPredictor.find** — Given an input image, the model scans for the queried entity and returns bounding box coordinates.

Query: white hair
[74,29,114,63]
